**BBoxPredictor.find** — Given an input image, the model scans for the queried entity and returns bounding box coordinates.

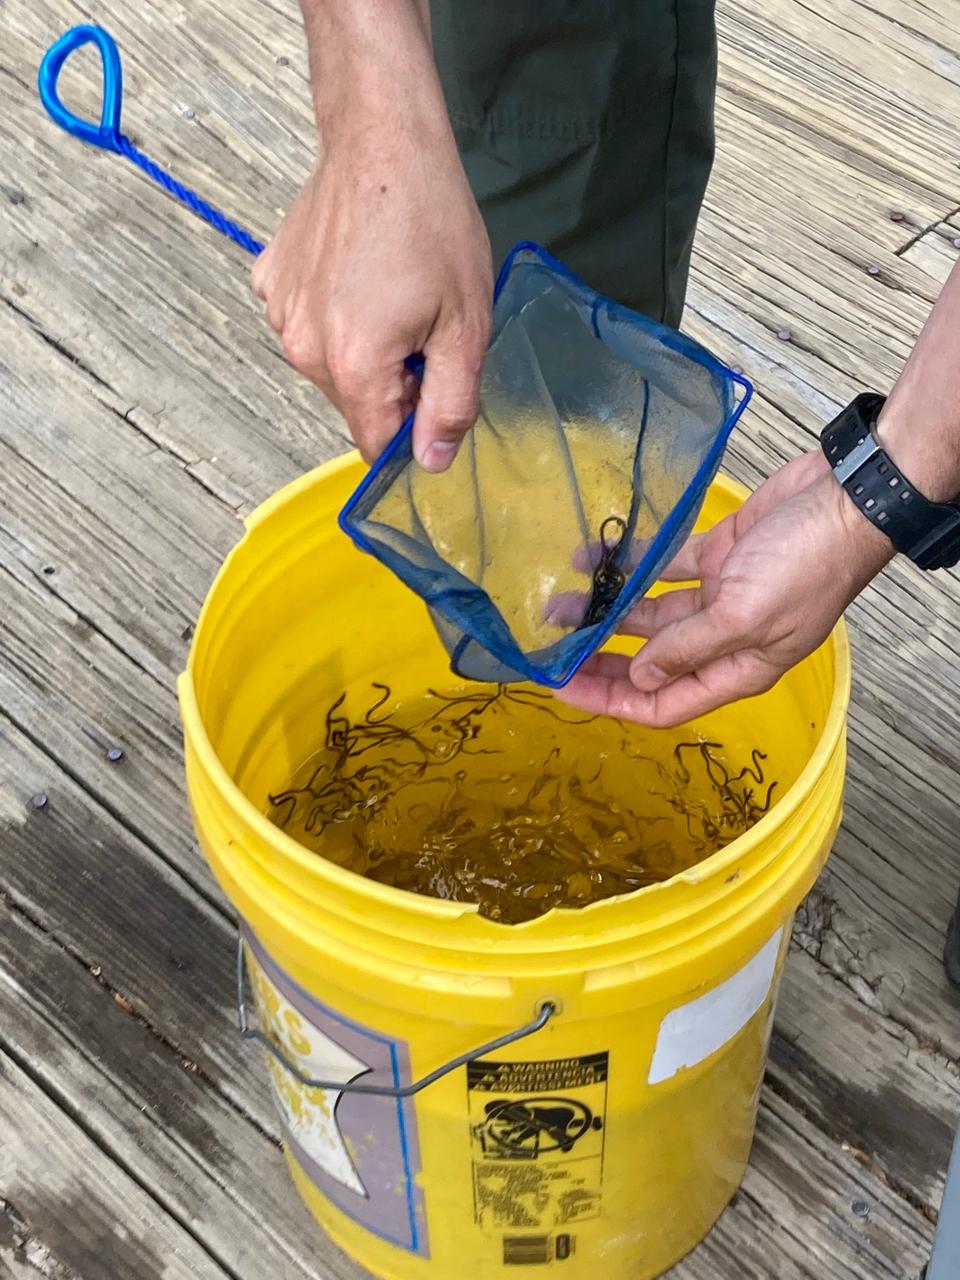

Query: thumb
[412,315,488,472]
[629,601,750,692]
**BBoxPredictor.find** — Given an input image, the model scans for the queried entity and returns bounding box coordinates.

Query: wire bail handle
[236,935,556,1099]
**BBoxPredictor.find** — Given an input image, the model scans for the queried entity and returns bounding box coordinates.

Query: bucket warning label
[468,1053,607,1233]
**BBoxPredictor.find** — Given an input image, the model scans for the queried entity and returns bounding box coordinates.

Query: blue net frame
[340,243,752,687]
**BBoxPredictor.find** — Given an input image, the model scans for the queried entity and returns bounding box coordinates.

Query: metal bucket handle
[236,936,556,1099]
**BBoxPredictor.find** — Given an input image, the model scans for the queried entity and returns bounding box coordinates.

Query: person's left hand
[555,451,894,727]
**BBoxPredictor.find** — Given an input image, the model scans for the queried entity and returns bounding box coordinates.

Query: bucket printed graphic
[245,931,428,1255]
[468,1054,608,1265]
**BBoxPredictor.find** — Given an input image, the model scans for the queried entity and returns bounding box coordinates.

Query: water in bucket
[266,682,784,924]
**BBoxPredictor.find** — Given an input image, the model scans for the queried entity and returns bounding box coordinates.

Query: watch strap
[821,393,960,571]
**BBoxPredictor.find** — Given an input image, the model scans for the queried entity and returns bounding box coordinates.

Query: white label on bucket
[647,928,783,1085]
[250,953,370,1195]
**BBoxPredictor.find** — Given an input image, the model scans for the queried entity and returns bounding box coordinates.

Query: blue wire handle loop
[38,23,123,151]
[38,24,264,256]
[236,935,556,1098]
[38,27,425,393]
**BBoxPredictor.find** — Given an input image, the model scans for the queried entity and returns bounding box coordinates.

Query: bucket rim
[180,454,851,945]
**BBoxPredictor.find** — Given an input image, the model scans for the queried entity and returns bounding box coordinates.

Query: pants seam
[660,0,684,325]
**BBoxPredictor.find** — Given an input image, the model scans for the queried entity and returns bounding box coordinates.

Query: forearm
[877,258,960,501]
[298,0,451,149]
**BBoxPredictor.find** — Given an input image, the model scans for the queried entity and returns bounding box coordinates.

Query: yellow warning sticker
[468,1053,607,1234]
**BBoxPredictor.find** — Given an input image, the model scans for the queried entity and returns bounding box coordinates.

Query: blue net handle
[38,25,265,256]
[38,24,424,376]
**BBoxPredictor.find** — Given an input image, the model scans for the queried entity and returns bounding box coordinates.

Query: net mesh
[340,243,750,686]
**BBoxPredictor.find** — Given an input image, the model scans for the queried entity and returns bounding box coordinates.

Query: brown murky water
[266,684,777,924]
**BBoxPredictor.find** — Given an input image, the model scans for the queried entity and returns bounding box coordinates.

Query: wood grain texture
[0,891,373,1280]
[668,1087,933,1279]
[0,1047,231,1280]
[900,223,960,286]
[2,0,960,1274]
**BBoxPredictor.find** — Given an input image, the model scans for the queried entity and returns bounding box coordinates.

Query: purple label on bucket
[245,931,428,1256]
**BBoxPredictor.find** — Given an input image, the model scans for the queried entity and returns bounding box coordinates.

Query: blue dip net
[339,243,751,687]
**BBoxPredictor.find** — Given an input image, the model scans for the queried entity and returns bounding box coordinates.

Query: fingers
[648,658,777,724]
[250,253,268,301]
[615,587,702,637]
[412,309,490,472]
[274,303,412,462]
[545,585,702,636]
[253,221,489,465]
[571,530,709,581]
[553,653,636,718]
[327,345,413,463]
[555,649,779,728]
[659,533,707,581]
[544,592,588,628]
[628,600,748,692]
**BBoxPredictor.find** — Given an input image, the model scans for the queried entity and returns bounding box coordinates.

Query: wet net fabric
[339,243,750,686]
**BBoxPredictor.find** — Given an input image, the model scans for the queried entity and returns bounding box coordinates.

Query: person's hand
[556,452,894,727]
[252,40,492,469]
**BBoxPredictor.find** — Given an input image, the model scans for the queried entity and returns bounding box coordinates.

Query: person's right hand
[252,110,492,471]
[555,452,893,727]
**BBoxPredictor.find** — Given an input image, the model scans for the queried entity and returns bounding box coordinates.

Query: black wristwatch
[821,392,960,571]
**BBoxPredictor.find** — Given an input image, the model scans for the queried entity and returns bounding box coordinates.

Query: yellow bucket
[179,454,849,1279]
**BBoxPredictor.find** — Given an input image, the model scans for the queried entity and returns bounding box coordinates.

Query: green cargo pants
[430,1,717,327]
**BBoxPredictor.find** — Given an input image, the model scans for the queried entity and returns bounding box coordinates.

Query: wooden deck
[2,0,960,1275]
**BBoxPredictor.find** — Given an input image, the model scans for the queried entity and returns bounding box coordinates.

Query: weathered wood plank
[0,893,370,1280]
[3,0,960,1274]
[774,948,960,1210]
[0,713,278,1127]
[1,547,218,899]
[1,194,960,1274]
[7,358,960,1131]
[668,1089,933,1279]
[0,709,948,1271]
[0,1048,232,1280]
[0,747,940,1280]
[8,228,960,1088]
[900,223,960,286]
[3,419,957,1269]
[717,0,960,213]
[0,311,239,685]
[3,0,345,515]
